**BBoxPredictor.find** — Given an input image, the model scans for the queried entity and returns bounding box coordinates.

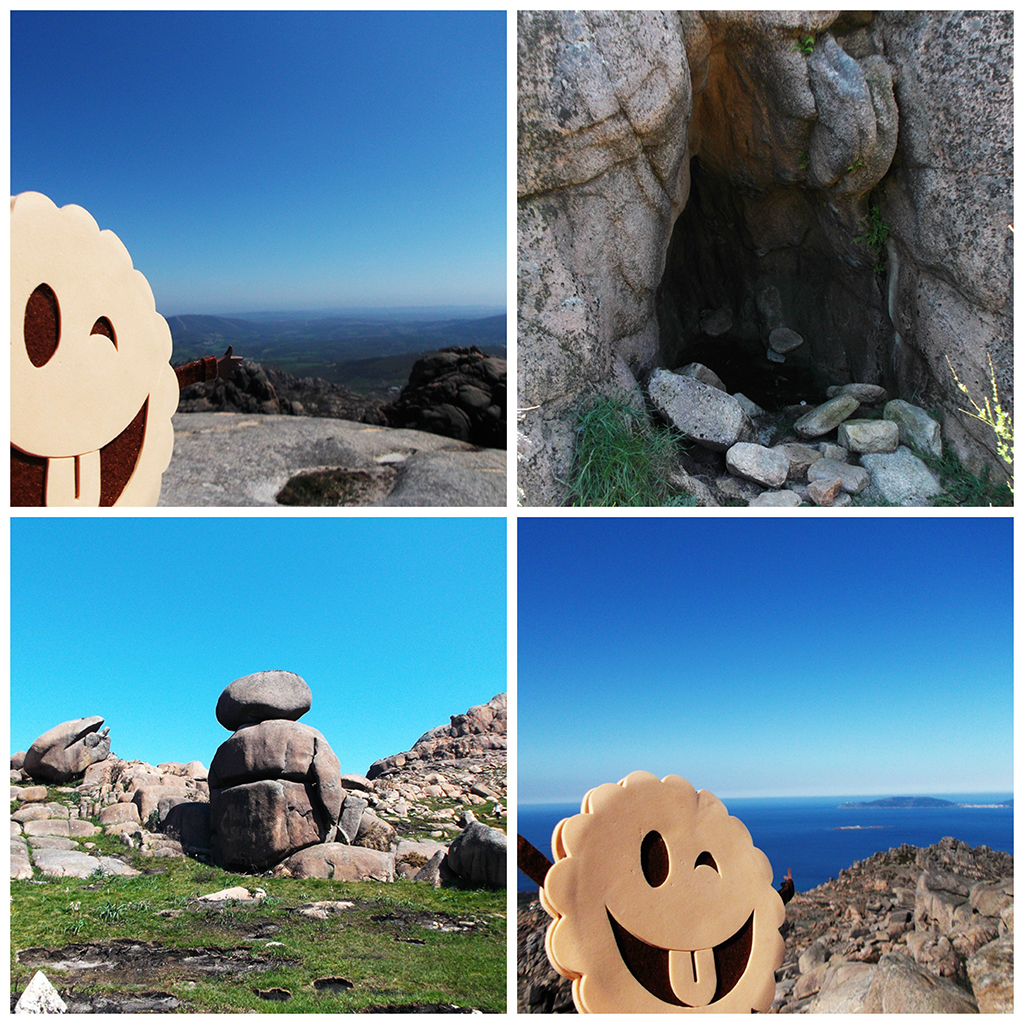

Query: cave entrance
[655,157,895,412]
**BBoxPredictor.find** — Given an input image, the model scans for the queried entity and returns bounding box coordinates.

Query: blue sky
[11,517,506,774]
[11,11,506,314]
[518,517,1013,803]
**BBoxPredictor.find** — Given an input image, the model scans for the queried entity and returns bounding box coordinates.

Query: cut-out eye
[640,830,670,887]
[695,850,719,872]
[91,316,117,348]
[25,283,60,367]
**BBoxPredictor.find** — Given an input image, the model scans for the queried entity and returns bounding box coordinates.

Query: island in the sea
[840,796,1013,809]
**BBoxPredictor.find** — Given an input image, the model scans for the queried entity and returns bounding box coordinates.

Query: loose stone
[837,419,899,453]
[794,395,861,438]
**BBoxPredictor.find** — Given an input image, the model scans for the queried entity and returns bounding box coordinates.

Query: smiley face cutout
[11,191,180,506]
[541,772,785,1013]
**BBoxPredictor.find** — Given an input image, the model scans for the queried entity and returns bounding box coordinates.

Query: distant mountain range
[839,796,1013,809]
[166,311,507,392]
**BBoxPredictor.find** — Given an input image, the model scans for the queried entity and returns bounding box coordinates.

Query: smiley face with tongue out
[541,771,785,1014]
[11,191,180,506]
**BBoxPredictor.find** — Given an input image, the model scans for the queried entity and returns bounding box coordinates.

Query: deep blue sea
[518,794,1013,892]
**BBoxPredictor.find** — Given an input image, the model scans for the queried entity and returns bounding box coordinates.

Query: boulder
[443,813,506,888]
[209,720,342,823]
[837,418,899,453]
[774,442,822,479]
[768,327,804,354]
[748,490,802,507]
[884,399,943,458]
[860,446,943,505]
[699,308,732,336]
[99,802,141,826]
[210,779,330,871]
[676,361,726,391]
[131,784,191,825]
[648,369,754,452]
[793,395,861,438]
[808,476,842,506]
[215,670,312,731]
[23,819,97,838]
[11,838,33,880]
[967,936,1013,1013]
[861,952,979,1012]
[810,959,876,1012]
[807,457,870,494]
[275,842,396,882]
[23,717,111,782]
[11,751,27,771]
[338,795,368,844]
[827,383,889,404]
[161,801,211,855]
[355,809,397,852]
[725,442,789,488]
[15,786,48,803]
[381,347,506,449]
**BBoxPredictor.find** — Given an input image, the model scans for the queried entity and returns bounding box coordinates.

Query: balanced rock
[209,672,342,872]
[216,671,312,731]
[23,717,111,783]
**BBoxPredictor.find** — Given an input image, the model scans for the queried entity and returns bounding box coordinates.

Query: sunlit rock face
[517,11,1012,504]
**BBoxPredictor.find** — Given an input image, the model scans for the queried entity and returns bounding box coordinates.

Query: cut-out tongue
[669,945,717,1007]
[46,451,101,505]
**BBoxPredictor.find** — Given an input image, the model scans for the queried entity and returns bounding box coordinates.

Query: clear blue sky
[11,11,506,314]
[11,517,506,775]
[518,517,1013,803]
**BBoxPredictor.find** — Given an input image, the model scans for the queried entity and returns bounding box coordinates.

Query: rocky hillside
[177,347,507,451]
[517,837,1012,1013]
[177,359,388,422]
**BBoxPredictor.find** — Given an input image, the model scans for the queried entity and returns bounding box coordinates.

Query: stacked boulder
[208,671,344,872]
[647,365,951,506]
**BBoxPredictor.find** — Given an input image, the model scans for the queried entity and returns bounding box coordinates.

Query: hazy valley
[167,309,507,394]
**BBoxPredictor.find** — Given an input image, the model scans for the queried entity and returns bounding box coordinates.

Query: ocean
[517,794,1013,892]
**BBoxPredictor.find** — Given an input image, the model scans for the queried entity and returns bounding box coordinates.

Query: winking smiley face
[541,772,785,1013]
[11,191,179,506]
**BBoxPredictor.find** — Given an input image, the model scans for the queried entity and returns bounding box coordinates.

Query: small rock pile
[647,364,949,506]
[517,838,1012,1014]
[381,346,507,449]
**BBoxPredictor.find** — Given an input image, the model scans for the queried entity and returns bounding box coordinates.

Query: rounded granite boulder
[216,671,312,731]
[23,717,111,783]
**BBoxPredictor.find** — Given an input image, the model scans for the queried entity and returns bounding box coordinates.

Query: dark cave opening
[655,157,896,411]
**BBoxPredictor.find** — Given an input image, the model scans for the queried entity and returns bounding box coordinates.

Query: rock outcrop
[381,347,507,449]
[208,671,343,871]
[517,837,1012,1013]
[23,717,111,783]
[159,413,506,507]
[518,11,1012,504]
[367,694,507,778]
[12,692,506,889]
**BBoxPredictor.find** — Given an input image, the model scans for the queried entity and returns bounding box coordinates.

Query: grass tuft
[564,395,696,507]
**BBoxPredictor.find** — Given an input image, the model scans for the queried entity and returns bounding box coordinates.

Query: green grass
[793,35,815,54]
[918,444,1012,507]
[12,780,506,1012]
[12,857,506,1012]
[564,395,698,507]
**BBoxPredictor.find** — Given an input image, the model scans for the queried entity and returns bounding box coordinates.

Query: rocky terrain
[11,686,507,888]
[517,837,1012,1013]
[177,359,389,423]
[379,347,507,450]
[518,11,1012,505]
[177,347,507,452]
[158,413,506,507]
[648,364,949,505]
[11,688,508,1012]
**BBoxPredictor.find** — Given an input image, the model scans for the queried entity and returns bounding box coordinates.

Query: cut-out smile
[606,906,754,1007]
[11,398,149,506]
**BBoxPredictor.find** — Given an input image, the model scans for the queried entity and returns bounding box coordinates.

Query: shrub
[947,354,1013,496]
